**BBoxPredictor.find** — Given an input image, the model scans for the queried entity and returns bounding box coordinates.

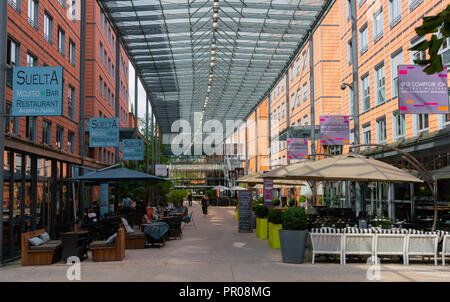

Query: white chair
[374,234,407,265]
[442,235,450,266]
[310,233,344,264]
[343,233,375,264]
[405,234,439,266]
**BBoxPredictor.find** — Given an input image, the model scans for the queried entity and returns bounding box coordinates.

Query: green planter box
[268,222,282,249]
[256,217,268,239]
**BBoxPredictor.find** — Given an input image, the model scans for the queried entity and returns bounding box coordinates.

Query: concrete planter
[268,222,282,249]
[279,229,308,263]
[256,218,268,239]
[252,211,256,229]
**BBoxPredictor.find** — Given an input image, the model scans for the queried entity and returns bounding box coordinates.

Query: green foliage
[255,204,269,218]
[167,190,188,205]
[272,198,281,207]
[257,197,264,204]
[206,189,216,200]
[268,209,283,224]
[288,198,296,207]
[282,207,308,230]
[298,195,306,203]
[411,5,450,74]
[318,196,323,205]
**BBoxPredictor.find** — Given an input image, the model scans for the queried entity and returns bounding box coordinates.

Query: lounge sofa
[21,229,62,265]
[89,227,125,262]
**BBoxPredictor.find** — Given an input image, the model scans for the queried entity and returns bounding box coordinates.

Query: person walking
[201,194,209,216]
[188,191,193,207]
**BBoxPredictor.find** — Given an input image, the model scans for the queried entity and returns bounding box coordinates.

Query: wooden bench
[89,228,125,262]
[21,229,62,266]
[125,231,146,249]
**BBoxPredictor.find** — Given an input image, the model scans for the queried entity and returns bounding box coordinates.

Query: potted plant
[272,198,281,207]
[288,198,296,207]
[279,207,308,263]
[255,204,269,239]
[268,209,283,249]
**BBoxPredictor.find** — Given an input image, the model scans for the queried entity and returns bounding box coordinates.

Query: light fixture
[210,62,216,67]
[213,21,219,29]
[211,43,216,50]
[211,50,216,56]
[211,56,216,62]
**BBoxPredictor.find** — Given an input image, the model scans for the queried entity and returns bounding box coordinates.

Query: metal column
[134,72,138,130]
[286,67,290,165]
[20,154,26,235]
[145,97,149,173]
[0,0,8,266]
[151,114,155,174]
[7,152,14,258]
[114,16,121,164]
[30,156,37,230]
[50,160,58,239]
[309,36,316,159]
[350,0,360,150]
[410,183,415,223]
[254,111,258,172]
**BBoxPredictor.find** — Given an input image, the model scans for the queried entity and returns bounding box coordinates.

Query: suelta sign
[122,139,144,160]
[319,115,350,145]
[398,65,449,114]
[89,118,120,147]
[12,67,64,116]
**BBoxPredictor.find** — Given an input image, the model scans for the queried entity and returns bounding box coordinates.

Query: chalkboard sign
[238,190,253,233]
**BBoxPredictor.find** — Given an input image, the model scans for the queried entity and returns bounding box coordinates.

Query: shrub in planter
[318,196,323,205]
[298,195,306,205]
[272,198,281,207]
[288,198,296,207]
[268,209,283,248]
[257,197,264,204]
[255,205,269,239]
[279,207,308,263]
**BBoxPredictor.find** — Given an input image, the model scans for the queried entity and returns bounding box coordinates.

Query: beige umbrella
[236,172,305,187]
[260,153,423,183]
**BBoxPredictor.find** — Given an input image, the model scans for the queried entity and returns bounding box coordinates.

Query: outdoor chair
[343,233,375,264]
[310,233,343,264]
[405,234,439,266]
[89,227,125,262]
[182,211,196,229]
[442,235,450,266]
[21,229,62,265]
[374,234,407,265]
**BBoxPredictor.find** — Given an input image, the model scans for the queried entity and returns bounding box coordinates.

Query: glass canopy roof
[100,0,331,134]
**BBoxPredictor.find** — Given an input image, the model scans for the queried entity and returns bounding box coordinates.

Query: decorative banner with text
[319,115,350,145]
[398,64,449,114]
[12,67,64,116]
[287,138,309,160]
[122,139,144,160]
[263,179,273,207]
[89,118,120,147]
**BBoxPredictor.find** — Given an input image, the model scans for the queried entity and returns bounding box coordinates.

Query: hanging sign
[12,66,64,116]
[398,65,449,114]
[89,118,120,147]
[287,138,309,160]
[122,139,144,160]
[263,179,273,207]
[319,115,350,145]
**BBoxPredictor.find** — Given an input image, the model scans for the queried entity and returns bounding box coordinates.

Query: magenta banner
[263,179,273,207]
[398,65,449,114]
[287,138,308,160]
[319,115,350,145]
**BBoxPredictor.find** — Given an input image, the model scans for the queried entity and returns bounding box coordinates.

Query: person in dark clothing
[188,191,193,207]
[201,195,209,216]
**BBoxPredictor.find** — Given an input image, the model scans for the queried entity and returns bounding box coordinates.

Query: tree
[410,5,450,74]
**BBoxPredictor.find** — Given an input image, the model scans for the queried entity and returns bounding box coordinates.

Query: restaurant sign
[12,67,64,116]
[319,115,350,145]
[398,65,449,114]
[89,118,120,147]
[287,138,309,160]
[122,139,144,161]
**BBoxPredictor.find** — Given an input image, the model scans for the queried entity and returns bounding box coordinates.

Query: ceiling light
[210,62,216,67]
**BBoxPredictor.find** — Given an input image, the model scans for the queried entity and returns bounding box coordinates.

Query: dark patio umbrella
[70,167,167,183]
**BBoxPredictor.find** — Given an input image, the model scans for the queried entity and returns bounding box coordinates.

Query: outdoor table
[61,231,89,261]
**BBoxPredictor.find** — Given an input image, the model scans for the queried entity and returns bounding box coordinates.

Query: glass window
[373,9,384,41]
[362,125,371,148]
[26,52,37,67]
[99,76,103,95]
[417,114,429,134]
[44,12,53,44]
[56,126,64,149]
[27,0,39,29]
[348,87,354,118]
[411,38,427,63]
[290,93,295,110]
[391,50,403,98]
[348,40,352,65]
[302,50,307,69]
[359,24,368,54]
[58,27,66,56]
[393,111,405,139]
[8,0,22,13]
[290,65,294,81]
[26,117,36,141]
[361,74,370,112]
[281,103,285,118]
[68,86,75,120]
[7,38,19,66]
[376,117,387,143]
[42,120,52,145]
[346,0,351,20]
[389,0,402,27]
[303,115,308,125]
[68,131,75,153]
[69,40,76,66]
[296,88,301,106]
[302,83,308,102]
[375,64,386,105]
[296,58,300,76]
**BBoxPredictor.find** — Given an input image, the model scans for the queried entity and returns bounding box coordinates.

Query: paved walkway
[0,202,449,282]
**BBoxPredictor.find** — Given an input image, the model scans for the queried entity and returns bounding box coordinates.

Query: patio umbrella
[236,172,305,187]
[229,186,247,191]
[213,185,229,191]
[70,167,167,183]
[260,154,423,183]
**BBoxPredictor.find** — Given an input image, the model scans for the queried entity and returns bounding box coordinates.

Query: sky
[128,62,153,121]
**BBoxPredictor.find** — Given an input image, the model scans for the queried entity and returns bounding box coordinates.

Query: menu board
[263,179,273,207]
[238,190,253,233]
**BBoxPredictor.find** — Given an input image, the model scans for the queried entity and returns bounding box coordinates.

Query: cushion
[121,217,135,233]
[89,241,115,249]
[126,231,145,239]
[29,241,62,252]
[105,233,117,245]
[28,237,44,246]
[39,232,50,243]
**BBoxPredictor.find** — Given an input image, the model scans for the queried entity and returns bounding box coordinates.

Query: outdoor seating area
[309,227,449,266]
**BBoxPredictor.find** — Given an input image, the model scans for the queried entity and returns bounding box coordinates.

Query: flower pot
[256,217,268,239]
[279,229,308,263]
[235,209,239,221]
[268,222,282,249]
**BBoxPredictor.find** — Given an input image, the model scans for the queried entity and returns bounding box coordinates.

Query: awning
[70,167,167,183]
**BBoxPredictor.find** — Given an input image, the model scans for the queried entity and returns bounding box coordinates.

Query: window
[99,42,103,61]
[8,0,22,13]
[104,83,107,99]
[58,27,66,56]
[68,131,75,152]
[303,115,308,126]
[411,37,427,63]
[393,111,406,140]
[376,117,387,143]
[26,117,37,141]
[417,114,429,134]
[296,88,301,106]
[58,0,66,8]
[69,0,76,21]
[281,78,284,92]
[56,126,64,149]
[69,40,76,66]
[373,9,384,42]
[361,74,370,113]
[27,0,39,30]
[409,0,423,12]
[68,86,75,120]
[346,0,351,20]
[375,64,386,105]
[26,52,37,67]
[348,40,352,65]
[359,24,368,54]
[42,120,52,145]
[296,58,300,76]
[99,76,103,95]
[302,51,307,69]
[281,103,285,118]
[7,38,20,67]
[391,50,403,98]
[44,12,53,44]
[302,82,308,102]
[290,93,295,110]
[348,87,354,118]
[362,124,371,148]
[112,65,115,81]
[290,65,294,81]
[389,0,402,27]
